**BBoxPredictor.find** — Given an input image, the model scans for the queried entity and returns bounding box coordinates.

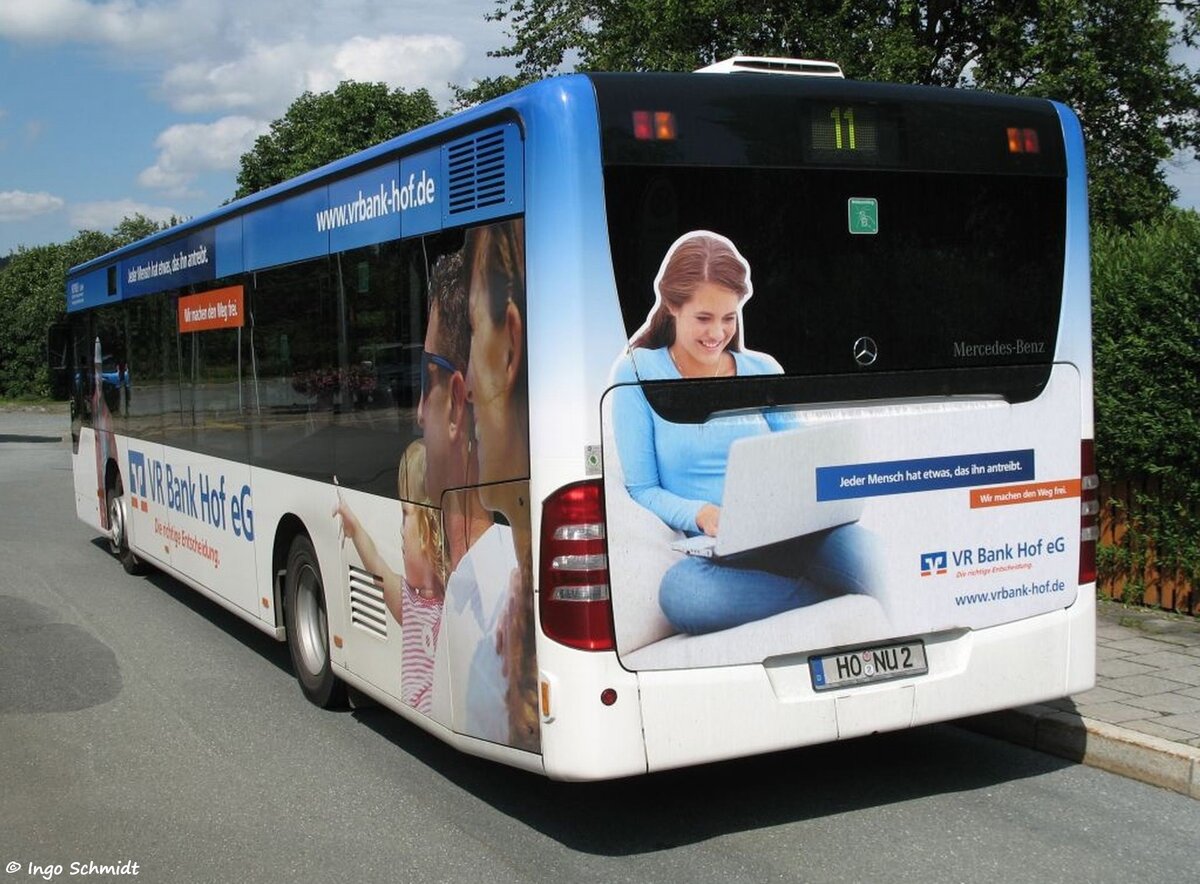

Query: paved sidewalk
[964,598,1200,799]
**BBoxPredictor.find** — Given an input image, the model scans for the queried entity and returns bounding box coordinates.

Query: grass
[0,396,66,412]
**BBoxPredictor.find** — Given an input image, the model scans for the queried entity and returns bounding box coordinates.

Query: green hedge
[1092,209,1200,596]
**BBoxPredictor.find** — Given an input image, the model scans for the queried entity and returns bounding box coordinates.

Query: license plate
[809,641,928,691]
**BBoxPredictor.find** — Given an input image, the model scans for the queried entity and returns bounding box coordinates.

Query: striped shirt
[401,579,444,715]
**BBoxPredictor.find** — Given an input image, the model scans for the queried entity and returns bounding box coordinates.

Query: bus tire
[284,534,346,709]
[106,480,146,575]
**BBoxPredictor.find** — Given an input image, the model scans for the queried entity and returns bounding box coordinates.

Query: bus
[57,59,1096,780]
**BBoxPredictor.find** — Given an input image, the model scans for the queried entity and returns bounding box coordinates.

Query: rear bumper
[634,589,1096,773]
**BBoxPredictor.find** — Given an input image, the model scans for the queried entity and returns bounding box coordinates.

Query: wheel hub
[294,563,328,677]
[108,493,125,550]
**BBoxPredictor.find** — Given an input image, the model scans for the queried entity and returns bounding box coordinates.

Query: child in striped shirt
[334,440,446,714]
[394,440,446,713]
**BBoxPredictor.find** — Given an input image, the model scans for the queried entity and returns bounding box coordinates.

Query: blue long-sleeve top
[610,346,797,534]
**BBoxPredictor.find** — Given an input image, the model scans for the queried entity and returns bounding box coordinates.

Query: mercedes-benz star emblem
[853,336,879,367]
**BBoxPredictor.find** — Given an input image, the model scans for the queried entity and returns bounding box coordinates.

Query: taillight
[539,480,615,651]
[632,110,677,140]
[1080,439,1099,584]
[1007,127,1041,154]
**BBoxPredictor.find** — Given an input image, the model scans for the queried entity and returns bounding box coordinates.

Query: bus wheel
[284,535,346,709]
[106,481,146,575]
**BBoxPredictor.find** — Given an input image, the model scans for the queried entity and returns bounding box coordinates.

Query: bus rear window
[603,164,1065,380]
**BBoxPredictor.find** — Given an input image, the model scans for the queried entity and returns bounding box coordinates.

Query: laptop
[671,422,865,558]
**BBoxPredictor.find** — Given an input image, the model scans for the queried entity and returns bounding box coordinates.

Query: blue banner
[121,228,216,299]
[66,265,114,312]
[400,149,441,237]
[243,186,329,272]
[327,160,404,252]
[215,217,243,278]
[816,449,1035,500]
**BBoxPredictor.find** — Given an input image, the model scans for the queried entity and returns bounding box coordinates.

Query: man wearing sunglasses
[421,248,520,746]
[417,251,491,533]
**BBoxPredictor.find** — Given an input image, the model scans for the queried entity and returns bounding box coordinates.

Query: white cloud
[325,34,466,95]
[69,199,181,232]
[0,0,201,49]
[0,190,65,222]
[0,2,505,212]
[0,2,487,105]
[161,41,316,115]
[0,1,491,52]
[138,115,268,195]
[0,0,98,39]
[162,33,467,116]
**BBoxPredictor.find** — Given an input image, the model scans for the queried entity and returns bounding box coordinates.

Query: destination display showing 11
[807,103,899,165]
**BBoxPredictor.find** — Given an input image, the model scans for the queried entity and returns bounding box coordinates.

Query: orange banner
[970,478,1081,509]
[178,285,244,332]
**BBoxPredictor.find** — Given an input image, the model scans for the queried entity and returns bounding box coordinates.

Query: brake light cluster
[1007,127,1041,154]
[1079,439,1100,584]
[539,480,615,650]
[632,110,677,141]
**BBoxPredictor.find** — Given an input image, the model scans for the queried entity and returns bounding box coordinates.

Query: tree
[1173,0,1200,45]
[113,214,170,244]
[0,215,167,399]
[234,81,442,199]
[971,2,1199,227]
[460,0,1199,228]
[452,74,532,109]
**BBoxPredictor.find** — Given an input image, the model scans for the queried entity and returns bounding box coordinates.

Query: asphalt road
[2,409,1199,884]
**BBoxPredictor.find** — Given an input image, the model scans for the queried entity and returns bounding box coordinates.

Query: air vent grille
[446,128,509,215]
[348,565,388,639]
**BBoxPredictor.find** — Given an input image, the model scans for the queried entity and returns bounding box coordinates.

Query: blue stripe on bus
[243,186,330,272]
[215,217,243,279]
[120,227,217,300]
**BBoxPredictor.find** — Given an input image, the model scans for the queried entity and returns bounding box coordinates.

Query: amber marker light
[654,111,677,140]
[632,110,677,141]
[1007,127,1041,154]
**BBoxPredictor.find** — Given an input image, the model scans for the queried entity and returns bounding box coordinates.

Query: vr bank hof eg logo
[127,449,150,513]
[920,551,948,577]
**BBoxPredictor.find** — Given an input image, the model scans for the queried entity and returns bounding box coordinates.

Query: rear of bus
[535,73,1095,777]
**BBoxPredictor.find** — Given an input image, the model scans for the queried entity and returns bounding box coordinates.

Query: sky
[1,0,1198,258]
[0,0,513,256]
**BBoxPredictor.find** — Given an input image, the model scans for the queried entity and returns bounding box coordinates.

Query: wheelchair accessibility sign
[848,197,879,235]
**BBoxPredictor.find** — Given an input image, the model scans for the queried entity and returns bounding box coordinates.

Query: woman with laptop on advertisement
[611,231,886,635]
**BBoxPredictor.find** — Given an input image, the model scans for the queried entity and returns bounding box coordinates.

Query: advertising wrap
[601,232,1081,671]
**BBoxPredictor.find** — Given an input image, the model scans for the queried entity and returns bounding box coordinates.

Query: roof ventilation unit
[695,56,845,78]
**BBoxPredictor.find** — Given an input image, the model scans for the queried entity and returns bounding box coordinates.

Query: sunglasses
[420,349,460,397]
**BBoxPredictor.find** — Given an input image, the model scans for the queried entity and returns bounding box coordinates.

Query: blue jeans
[659,524,886,635]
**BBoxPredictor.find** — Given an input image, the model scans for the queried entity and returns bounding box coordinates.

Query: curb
[960,705,1200,800]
